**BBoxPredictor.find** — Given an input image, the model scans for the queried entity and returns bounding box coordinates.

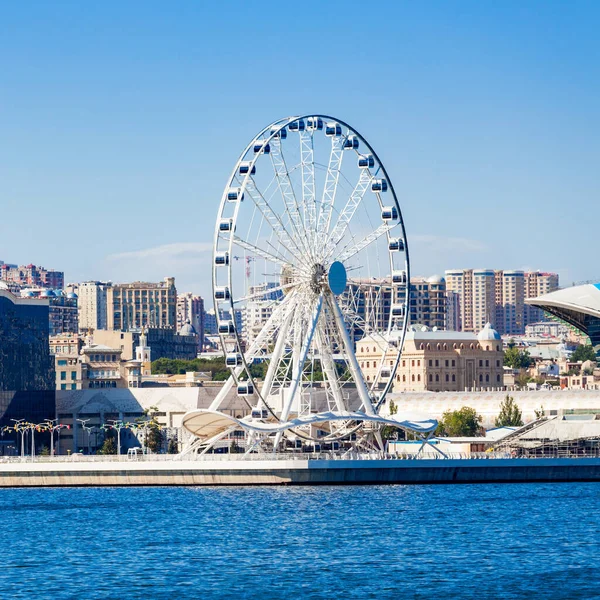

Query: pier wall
[1,458,600,487]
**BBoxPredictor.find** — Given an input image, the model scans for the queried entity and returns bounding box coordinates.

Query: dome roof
[24,291,34,297]
[477,322,501,341]
[179,319,197,336]
[426,274,445,284]
[67,292,78,299]
[40,289,55,297]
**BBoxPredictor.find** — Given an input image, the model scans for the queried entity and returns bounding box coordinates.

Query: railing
[2,450,600,464]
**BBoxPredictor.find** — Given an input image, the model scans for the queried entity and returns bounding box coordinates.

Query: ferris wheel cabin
[325,122,342,136]
[381,206,398,221]
[358,154,375,169]
[343,135,359,150]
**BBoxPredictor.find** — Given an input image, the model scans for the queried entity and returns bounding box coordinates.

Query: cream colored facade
[357,324,504,393]
[446,269,559,335]
[107,277,176,331]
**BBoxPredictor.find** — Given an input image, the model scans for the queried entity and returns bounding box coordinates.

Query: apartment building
[106,277,177,331]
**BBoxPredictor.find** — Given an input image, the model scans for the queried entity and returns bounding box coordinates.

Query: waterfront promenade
[2,453,600,486]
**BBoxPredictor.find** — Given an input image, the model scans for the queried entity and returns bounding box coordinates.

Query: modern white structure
[183,114,435,453]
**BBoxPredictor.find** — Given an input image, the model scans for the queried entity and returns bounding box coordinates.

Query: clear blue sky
[1,0,598,295]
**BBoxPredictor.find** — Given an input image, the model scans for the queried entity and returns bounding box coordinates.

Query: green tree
[438,406,483,437]
[381,400,398,441]
[146,426,163,453]
[495,394,523,427]
[167,438,179,454]
[503,346,532,369]
[571,345,597,363]
[98,435,117,455]
[39,445,50,456]
[515,372,532,388]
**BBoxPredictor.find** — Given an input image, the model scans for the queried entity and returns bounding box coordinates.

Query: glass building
[0,291,55,432]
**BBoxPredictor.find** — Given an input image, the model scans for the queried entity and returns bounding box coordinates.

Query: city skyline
[1,2,599,294]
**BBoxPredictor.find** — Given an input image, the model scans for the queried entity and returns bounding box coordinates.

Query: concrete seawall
[2,458,600,487]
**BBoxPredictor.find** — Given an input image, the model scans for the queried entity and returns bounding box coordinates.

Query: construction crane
[233,255,256,292]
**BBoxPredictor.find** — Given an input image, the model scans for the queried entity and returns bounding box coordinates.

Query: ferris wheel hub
[327,261,347,295]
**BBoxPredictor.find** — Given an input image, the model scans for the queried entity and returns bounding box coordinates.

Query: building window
[479,374,483,382]
[411,374,415,382]
[445,360,449,367]
[428,360,432,367]
[417,360,420,367]
[417,374,421,382]
[486,374,489,382]
[497,374,500,382]
[367,362,370,368]
[452,360,455,367]
[411,360,415,367]
[60,372,66,381]
[435,374,439,382]
[496,360,500,367]
[403,375,406,382]
[71,384,77,390]
[60,384,66,390]
[445,374,449,382]
[452,374,456,382]
[479,360,483,367]
[485,360,489,367]
[367,376,370,381]
[71,371,77,380]
[429,374,432,382]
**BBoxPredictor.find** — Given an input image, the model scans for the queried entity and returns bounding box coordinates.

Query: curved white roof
[526,283,600,335]
[182,409,438,439]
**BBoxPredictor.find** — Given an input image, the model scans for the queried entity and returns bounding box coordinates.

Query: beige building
[409,275,447,330]
[107,277,176,331]
[357,323,504,392]
[78,281,111,332]
[446,269,559,335]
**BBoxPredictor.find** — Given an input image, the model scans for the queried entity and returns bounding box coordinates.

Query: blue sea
[0,483,598,599]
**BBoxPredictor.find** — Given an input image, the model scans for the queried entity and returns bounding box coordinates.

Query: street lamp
[43,420,70,456]
[104,420,132,456]
[77,418,94,454]
[11,419,26,459]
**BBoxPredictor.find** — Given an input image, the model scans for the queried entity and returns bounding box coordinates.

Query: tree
[503,346,532,369]
[438,406,483,437]
[146,426,163,453]
[98,435,117,455]
[515,372,532,388]
[495,394,523,427]
[571,345,597,363]
[381,400,398,441]
[167,438,179,454]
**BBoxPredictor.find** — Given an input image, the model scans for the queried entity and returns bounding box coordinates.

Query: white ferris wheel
[183,115,437,453]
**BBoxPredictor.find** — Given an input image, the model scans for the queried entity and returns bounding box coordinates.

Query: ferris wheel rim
[210,114,411,443]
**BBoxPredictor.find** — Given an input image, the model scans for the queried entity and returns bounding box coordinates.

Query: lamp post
[11,419,25,459]
[77,418,94,454]
[43,420,69,456]
[105,420,131,456]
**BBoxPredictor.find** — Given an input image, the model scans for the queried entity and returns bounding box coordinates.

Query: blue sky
[1,1,598,295]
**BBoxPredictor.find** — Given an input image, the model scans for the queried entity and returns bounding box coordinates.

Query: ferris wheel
[183,115,428,453]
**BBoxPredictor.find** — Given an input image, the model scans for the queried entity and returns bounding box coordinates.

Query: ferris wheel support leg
[315,326,345,412]
[274,294,324,450]
[260,305,295,403]
[329,294,376,416]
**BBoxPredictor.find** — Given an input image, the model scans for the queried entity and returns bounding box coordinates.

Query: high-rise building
[0,290,55,392]
[0,262,64,289]
[241,283,284,345]
[78,281,111,332]
[106,277,177,331]
[445,269,560,335]
[19,289,78,336]
[176,293,204,349]
[409,275,447,330]
[445,291,460,331]
[496,270,525,336]
[524,272,560,324]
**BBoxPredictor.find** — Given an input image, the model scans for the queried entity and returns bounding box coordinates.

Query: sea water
[0,483,598,599]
